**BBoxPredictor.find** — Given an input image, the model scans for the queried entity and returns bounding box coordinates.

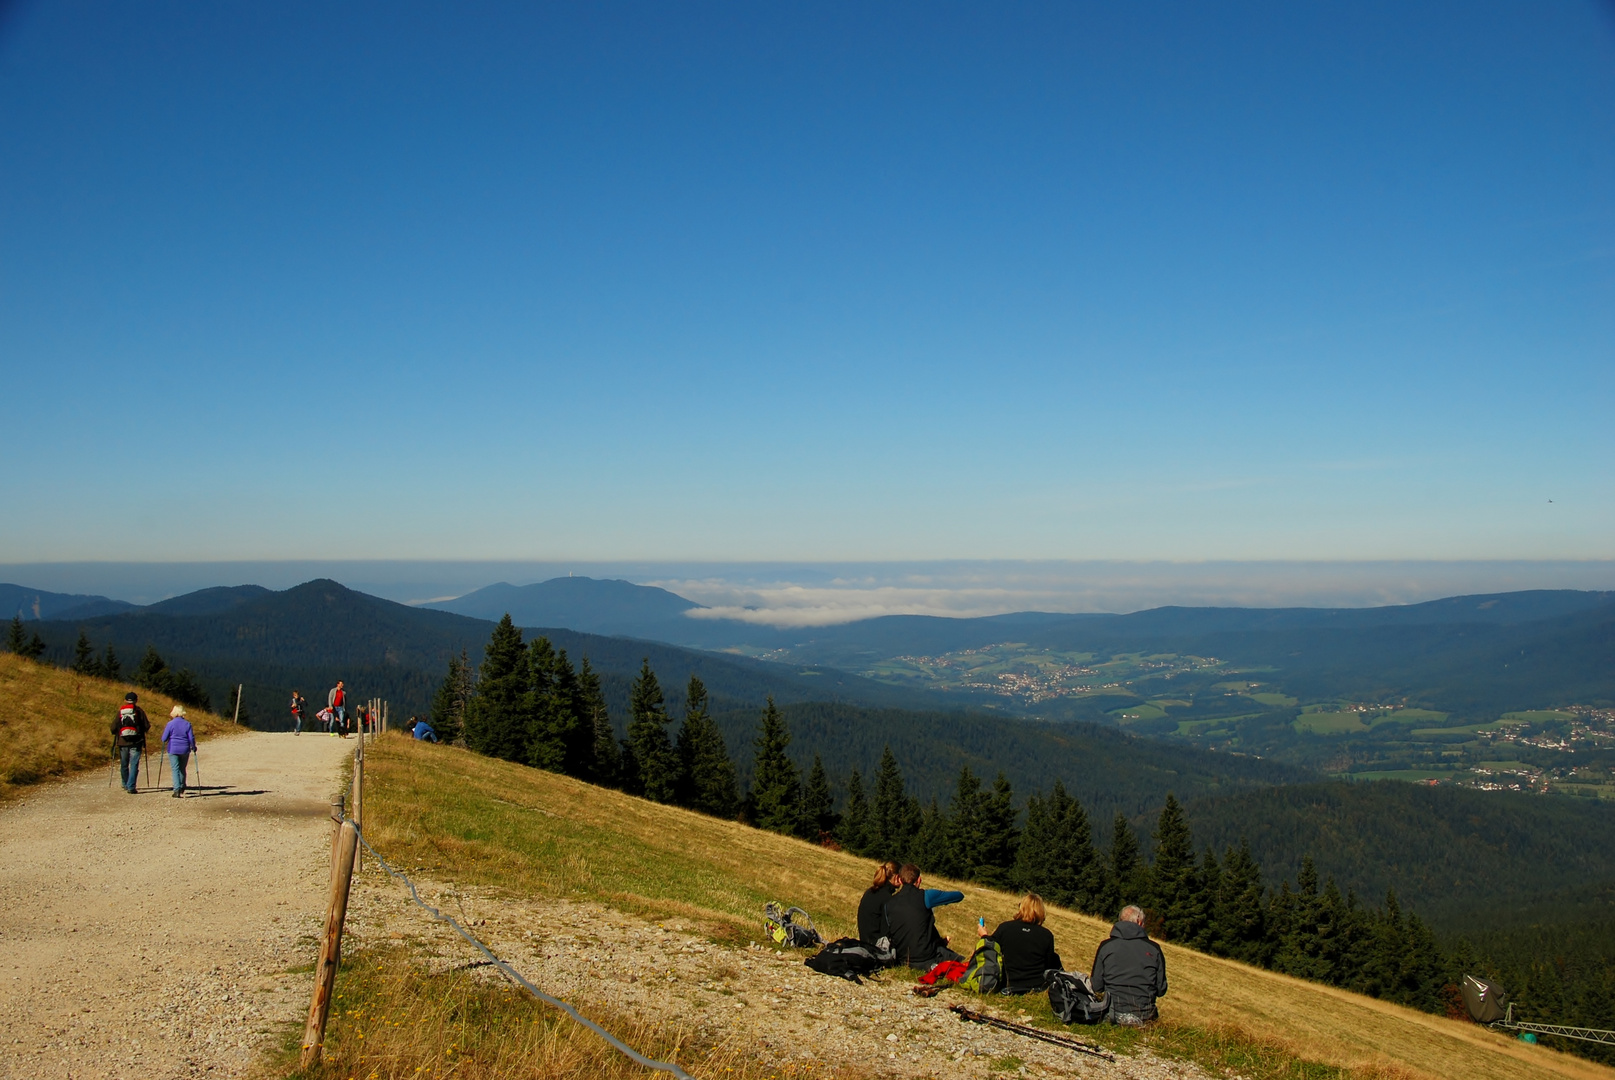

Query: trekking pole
[193,747,201,790]
[144,745,150,792]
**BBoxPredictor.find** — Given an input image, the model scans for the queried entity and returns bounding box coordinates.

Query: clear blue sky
[2,2,1611,563]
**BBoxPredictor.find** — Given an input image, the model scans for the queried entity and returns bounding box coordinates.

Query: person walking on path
[1090,904,1168,1025]
[289,690,307,735]
[327,681,346,737]
[161,705,198,797]
[111,692,149,794]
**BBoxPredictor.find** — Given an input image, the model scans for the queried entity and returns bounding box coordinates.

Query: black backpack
[1048,971,1107,1024]
[804,938,885,982]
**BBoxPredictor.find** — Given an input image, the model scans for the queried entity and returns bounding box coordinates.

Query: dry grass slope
[0,652,238,799]
[358,736,1613,1080]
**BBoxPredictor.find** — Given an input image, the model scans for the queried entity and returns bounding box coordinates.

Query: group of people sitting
[855,860,1168,1024]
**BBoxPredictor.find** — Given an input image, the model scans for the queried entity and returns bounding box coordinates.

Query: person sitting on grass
[885,863,963,970]
[1090,904,1167,1025]
[411,717,439,742]
[857,860,900,951]
[983,893,1063,994]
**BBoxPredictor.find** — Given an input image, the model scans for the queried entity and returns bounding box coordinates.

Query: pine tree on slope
[974,772,1019,888]
[1147,794,1200,942]
[677,676,737,818]
[799,754,837,840]
[1106,813,1145,918]
[870,746,913,861]
[626,659,680,803]
[429,651,471,744]
[750,697,801,834]
[6,616,27,655]
[100,645,121,681]
[838,769,871,854]
[578,658,618,786]
[71,631,95,675]
[464,615,530,762]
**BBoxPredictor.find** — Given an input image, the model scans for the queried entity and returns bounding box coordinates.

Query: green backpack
[958,937,1003,994]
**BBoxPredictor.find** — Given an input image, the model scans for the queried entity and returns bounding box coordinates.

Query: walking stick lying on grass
[948,1004,1115,1061]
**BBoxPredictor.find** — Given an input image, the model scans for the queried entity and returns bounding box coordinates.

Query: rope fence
[299,732,694,1079]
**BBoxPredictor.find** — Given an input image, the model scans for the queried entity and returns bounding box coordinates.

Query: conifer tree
[975,772,1019,887]
[552,650,593,777]
[1211,840,1268,964]
[578,658,618,785]
[910,799,950,869]
[870,747,912,861]
[625,659,679,803]
[940,765,983,878]
[1016,781,1103,912]
[100,644,121,681]
[750,697,801,834]
[429,650,472,744]
[799,755,837,840]
[71,631,95,675]
[24,632,44,659]
[136,645,168,690]
[1106,813,1145,917]
[524,636,566,772]
[676,676,737,817]
[464,615,530,762]
[6,615,27,655]
[1147,794,1200,942]
[838,769,871,853]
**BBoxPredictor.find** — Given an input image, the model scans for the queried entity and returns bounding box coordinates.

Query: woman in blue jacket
[162,705,198,798]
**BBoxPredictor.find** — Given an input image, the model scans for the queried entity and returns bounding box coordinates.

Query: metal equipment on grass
[1462,974,1615,1047]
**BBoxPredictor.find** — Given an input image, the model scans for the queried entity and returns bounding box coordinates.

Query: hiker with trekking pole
[111,692,150,794]
[161,705,197,798]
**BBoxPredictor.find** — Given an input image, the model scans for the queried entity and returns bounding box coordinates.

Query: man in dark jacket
[110,692,150,794]
[1090,905,1167,1024]
[884,864,962,970]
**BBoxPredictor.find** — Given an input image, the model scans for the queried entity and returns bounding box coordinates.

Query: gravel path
[0,731,354,1080]
[343,876,1210,1080]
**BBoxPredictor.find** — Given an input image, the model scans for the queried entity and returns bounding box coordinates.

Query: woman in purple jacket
[162,705,198,798]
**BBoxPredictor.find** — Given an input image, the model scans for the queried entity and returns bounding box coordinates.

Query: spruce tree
[552,650,593,777]
[799,755,837,840]
[1212,840,1269,964]
[136,645,168,691]
[1106,813,1145,917]
[6,616,26,655]
[975,772,1019,887]
[578,658,618,785]
[71,631,95,675]
[100,644,121,681]
[910,799,950,869]
[24,632,44,659]
[677,676,737,817]
[870,747,912,861]
[838,769,871,854]
[463,615,530,762]
[941,765,983,878]
[429,650,472,744]
[524,636,566,772]
[625,659,679,803]
[750,697,801,834]
[1013,792,1055,898]
[1020,781,1104,914]
[1147,794,1200,942]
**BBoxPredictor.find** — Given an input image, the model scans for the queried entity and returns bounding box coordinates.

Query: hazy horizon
[4,559,1612,626]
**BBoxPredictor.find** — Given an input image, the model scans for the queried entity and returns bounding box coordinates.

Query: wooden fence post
[301,819,360,1070]
[328,795,344,881]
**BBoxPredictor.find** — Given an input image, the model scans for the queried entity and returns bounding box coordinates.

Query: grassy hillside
[357,736,1611,1080]
[0,652,236,799]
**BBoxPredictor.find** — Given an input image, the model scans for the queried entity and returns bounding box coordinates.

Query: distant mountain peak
[423,576,702,635]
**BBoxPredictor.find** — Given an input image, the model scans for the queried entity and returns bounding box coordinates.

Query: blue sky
[2,2,1612,564]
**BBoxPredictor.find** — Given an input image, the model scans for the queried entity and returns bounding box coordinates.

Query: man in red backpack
[110,692,150,794]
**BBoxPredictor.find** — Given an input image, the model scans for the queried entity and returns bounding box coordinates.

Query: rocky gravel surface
[0,732,352,1080]
[343,874,1210,1080]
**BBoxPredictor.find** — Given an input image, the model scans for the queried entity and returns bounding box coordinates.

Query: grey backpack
[1048,971,1107,1024]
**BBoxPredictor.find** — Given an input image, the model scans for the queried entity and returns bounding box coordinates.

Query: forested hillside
[25,579,923,726]
[1186,782,1615,928]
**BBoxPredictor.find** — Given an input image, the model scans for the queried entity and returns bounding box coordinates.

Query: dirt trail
[0,731,353,1080]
